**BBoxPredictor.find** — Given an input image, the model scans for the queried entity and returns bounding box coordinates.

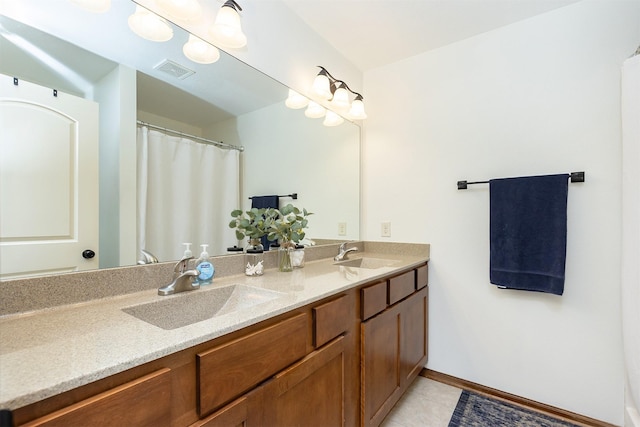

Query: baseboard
[421,369,617,427]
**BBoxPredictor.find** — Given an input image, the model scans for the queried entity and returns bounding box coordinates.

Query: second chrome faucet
[334,242,358,261]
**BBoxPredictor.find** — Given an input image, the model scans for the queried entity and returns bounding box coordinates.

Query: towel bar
[457,171,585,190]
[248,193,297,200]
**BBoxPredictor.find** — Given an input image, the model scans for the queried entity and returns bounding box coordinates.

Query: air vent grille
[154,59,195,80]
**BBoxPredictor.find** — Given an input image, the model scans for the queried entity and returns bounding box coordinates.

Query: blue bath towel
[251,195,279,249]
[489,174,569,295]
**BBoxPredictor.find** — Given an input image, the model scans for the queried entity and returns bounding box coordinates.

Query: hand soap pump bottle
[196,244,214,285]
[182,243,192,258]
[176,243,193,273]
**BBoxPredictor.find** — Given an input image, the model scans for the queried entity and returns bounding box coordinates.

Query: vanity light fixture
[285,89,309,109]
[210,0,247,49]
[157,0,203,22]
[285,66,367,125]
[69,0,111,13]
[312,66,367,121]
[183,34,220,64]
[323,110,344,127]
[304,101,326,119]
[128,5,174,42]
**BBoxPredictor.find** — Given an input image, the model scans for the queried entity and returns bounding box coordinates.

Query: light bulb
[323,110,344,127]
[305,101,326,118]
[157,0,202,22]
[348,97,367,120]
[183,34,220,64]
[69,0,111,13]
[285,89,309,109]
[331,84,350,109]
[210,1,247,49]
[311,72,332,100]
[128,6,173,42]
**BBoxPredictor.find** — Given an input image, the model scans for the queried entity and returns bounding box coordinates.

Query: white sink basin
[334,257,399,269]
[122,284,285,330]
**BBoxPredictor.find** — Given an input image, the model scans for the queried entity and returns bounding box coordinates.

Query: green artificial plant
[228,208,274,243]
[267,204,312,249]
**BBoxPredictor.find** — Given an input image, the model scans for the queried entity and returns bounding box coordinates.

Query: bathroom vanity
[0,242,429,427]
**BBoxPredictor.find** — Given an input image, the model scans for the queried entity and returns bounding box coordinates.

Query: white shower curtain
[137,126,240,262]
[622,53,640,427]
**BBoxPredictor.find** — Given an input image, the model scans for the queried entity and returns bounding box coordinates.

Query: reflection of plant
[228,208,271,242]
[267,204,312,248]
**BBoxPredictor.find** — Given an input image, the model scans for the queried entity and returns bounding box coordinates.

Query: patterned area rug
[448,391,580,427]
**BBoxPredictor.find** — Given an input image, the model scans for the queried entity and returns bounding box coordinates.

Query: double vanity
[0,241,429,426]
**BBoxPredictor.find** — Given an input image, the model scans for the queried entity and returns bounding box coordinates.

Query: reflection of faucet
[138,249,159,265]
[334,242,358,261]
[158,256,200,296]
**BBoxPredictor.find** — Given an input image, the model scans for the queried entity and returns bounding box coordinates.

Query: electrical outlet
[338,222,347,236]
[381,221,391,237]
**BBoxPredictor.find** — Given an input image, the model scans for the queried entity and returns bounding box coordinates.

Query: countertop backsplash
[0,241,367,316]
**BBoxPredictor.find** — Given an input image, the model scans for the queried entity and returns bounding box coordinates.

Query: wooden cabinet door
[21,369,171,427]
[400,286,428,386]
[262,336,346,427]
[190,387,264,427]
[361,283,429,427]
[361,305,402,427]
[190,396,249,427]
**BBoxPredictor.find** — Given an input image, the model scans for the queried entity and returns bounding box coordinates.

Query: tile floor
[381,377,463,427]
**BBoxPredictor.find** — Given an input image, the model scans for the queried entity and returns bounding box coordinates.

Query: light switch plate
[381,221,391,237]
[338,222,347,236]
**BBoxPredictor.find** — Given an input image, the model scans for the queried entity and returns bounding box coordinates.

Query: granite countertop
[0,243,429,410]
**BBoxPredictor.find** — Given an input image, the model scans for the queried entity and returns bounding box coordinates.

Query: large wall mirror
[0,0,360,279]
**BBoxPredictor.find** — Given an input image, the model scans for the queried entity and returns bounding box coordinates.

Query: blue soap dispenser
[196,244,214,285]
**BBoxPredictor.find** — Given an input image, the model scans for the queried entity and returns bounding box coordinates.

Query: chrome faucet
[158,256,200,296]
[334,242,358,261]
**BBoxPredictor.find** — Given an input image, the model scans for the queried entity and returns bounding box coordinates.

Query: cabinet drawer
[23,369,171,427]
[416,264,428,290]
[313,294,349,348]
[388,270,415,305]
[361,281,387,320]
[197,313,308,417]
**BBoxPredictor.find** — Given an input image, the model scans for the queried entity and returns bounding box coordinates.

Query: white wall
[362,1,639,424]
[94,64,137,268]
[115,65,138,267]
[622,54,640,427]
[208,102,361,241]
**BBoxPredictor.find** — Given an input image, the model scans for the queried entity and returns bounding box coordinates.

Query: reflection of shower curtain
[622,53,640,427]
[137,126,239,262]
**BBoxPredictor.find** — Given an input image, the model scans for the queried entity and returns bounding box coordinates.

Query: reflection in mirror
[0,0,360,280]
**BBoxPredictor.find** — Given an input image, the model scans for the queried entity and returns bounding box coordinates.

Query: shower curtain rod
[137,120,244,152]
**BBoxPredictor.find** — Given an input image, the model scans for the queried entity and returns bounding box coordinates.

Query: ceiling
[281,0,582,71]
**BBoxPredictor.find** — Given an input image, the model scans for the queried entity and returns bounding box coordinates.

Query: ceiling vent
[154,59,195,80]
